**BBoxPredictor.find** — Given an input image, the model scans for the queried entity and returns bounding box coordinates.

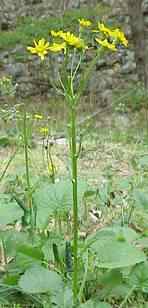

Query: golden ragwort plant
[27,18,128,305]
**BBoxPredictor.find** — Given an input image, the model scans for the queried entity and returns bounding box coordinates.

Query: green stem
[0,147,17,183]
[119,286,135,308]
[23,109,33,226]
[71,106,78,305]
[24,110,30,192]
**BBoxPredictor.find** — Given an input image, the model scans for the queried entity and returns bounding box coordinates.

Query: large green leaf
[133,189,148,210]
[52,286,73,308]
[98,269,130,299]
[19,265,63,294]
[128,262,148,293]
[80,300,111,308]
[33,179,87,228]
[0,194,23,225]
[87,226,138,248]
[90,238,146,269]
[13,244,44,271]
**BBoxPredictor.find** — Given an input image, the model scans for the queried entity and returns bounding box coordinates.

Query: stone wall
[0,0,86,29]
[0,0,142,104]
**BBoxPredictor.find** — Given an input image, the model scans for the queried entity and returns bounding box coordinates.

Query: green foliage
[0,3,110,51]
[33,179,88,228]
[129,262,148,293]
[80,300,111,307]
[113,83,148,113]
[19,265,63,294]
[87,227,146,269]
[0,194,23,225]
[0,7,148,308]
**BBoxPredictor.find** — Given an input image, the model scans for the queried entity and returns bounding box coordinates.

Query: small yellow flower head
[40,127,49,134]
[98,23,112,36]
[34,114,43,120]
[27,38,50,60]
[95,22,128,48]
[50,30,65,37]
[48,42,66,53]
[92,22,112,35]
[95,38,117,51]
[61,31,87,49]
[111,28,128,47]
[78,18,92,27]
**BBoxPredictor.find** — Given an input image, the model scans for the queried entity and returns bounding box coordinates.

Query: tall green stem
[71,106,78,305]
[23,109,33,226]
[24,110,31,195]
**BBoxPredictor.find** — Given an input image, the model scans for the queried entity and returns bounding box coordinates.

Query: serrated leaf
[52,286,73,308]
[33,179,87,228]
[136,237,148,249]
[133,190,148,210]
[91,239,146,269]
[80,300,111,308]
[98,269,130,299]
[128,262,148,293]
[19,265,63,294]
[87,226,138,247]
[0,195,23,225]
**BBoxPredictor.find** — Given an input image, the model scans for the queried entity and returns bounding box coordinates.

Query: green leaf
[128,262,148,293]
[133,190,148,210]
[0,230,33,258]
[19,265,63,294]
[98,269,130,299]
[136,237,148,249]
[10,244,44,271]
[138,156,148,167]
[87,226,138,247]
[80,300,111,308]
[3,274,19,286]
[52,286,73,308]
[17,244,43,260]
[90,239,146,269]
[0,194,23,225]
[33,179,87,228]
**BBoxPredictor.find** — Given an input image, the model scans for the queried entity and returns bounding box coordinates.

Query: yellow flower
[50,30,65,37]
[78,18,92,27]
[111,28,128,47]
[34,114,43,120]
[48,42,66,53]
[40,127,49,134]
[98,22,112,36]
[95,38,117,51]
[93,22,112,36]
[61,32,87,49]
[94,23,128,47]
[27,38,50,60]
[51,30,87,49]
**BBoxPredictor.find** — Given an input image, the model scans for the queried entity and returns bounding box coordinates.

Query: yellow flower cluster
[51,30,86,49]
[94,22,128,51]
[27,20,128,59]
[27,30,87,60]
[96,38,117,51]
[78,18,92,27]
[48,42,66,53]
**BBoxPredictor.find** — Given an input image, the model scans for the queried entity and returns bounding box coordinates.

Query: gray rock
[5,63,26,78]
[121,62,136,74]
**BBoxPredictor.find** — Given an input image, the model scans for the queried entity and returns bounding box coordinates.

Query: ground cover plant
[0,15,148,308]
